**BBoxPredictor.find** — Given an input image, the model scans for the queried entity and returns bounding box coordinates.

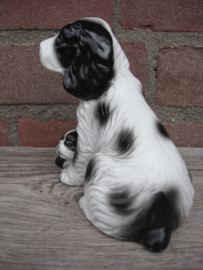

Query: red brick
[0,42,148,104]
[0,0,113,30]
[121,0,203,32]
[0,120,9,146]
[164,124,203,147]
[18,119,203,147]
[0,44,78,104]
[156,47,203,107]
[18,119,77,147]
[120,42,148,93]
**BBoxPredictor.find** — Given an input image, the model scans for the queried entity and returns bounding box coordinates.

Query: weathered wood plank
[0,147,202,269]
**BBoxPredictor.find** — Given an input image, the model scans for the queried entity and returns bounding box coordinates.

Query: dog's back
[79,69,193,252]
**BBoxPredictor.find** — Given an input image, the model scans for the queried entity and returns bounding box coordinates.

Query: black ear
[56,20,114,100]
[55,156,66,168]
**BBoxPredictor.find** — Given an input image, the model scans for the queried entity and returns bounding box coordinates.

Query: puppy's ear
[61,20,114,100]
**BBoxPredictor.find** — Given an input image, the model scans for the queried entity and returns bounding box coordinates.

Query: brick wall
[0,0,203,147]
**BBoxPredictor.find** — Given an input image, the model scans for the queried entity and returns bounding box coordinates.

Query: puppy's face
[55,130,78,168]
[40,20,114,100]
[56,130,78,160]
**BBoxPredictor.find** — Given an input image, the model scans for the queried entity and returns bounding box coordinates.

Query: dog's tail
[116,190,179,252]
[132,191,179,252]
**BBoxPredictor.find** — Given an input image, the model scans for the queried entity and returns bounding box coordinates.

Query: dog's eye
[64,140,73,148]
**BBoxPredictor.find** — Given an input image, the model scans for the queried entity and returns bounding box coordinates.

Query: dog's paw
[59,168,78,186]
[79,195,85,210]
[59,168,84,186]
[59,169,71,185]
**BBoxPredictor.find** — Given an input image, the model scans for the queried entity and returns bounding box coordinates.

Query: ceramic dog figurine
[55,129,78,168]
[40,17,194,252]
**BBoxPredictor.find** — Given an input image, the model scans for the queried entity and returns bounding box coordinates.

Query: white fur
[40,18,194,241]
[40,35,65,74]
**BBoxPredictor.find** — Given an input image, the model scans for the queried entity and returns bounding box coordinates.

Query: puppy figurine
[55,130,78,168]
[40,17,194,252]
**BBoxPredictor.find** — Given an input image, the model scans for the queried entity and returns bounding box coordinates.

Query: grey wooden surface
[0,147,202,270]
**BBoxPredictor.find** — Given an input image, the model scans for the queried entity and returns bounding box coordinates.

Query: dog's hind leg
[132,191,178,252]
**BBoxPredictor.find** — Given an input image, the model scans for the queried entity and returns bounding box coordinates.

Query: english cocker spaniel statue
[40,17,194,252]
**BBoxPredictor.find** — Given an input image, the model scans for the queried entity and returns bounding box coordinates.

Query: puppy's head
[40,19,114,100]
[56,130,78,159]
[55,130,78,168]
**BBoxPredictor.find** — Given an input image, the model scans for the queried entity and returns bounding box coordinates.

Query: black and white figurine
[55,130,78,168]
[40,18,194,252]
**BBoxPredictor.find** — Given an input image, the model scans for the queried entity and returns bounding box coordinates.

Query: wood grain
[0,147,202,269]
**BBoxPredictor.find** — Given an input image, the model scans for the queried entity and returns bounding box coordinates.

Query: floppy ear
[62,20,114,100]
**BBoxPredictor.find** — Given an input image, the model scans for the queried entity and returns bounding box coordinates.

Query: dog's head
[40,18,118,100]
[55,129,78,168]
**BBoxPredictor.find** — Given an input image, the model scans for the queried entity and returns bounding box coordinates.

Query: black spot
[157,122,170,139]
[117,129,134,154]
[124,190,179,252]
[96,102,110,126]
[64,130,78,151]
[55,156,66,168]
[110,191,134,215]
[85,158,95,182]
